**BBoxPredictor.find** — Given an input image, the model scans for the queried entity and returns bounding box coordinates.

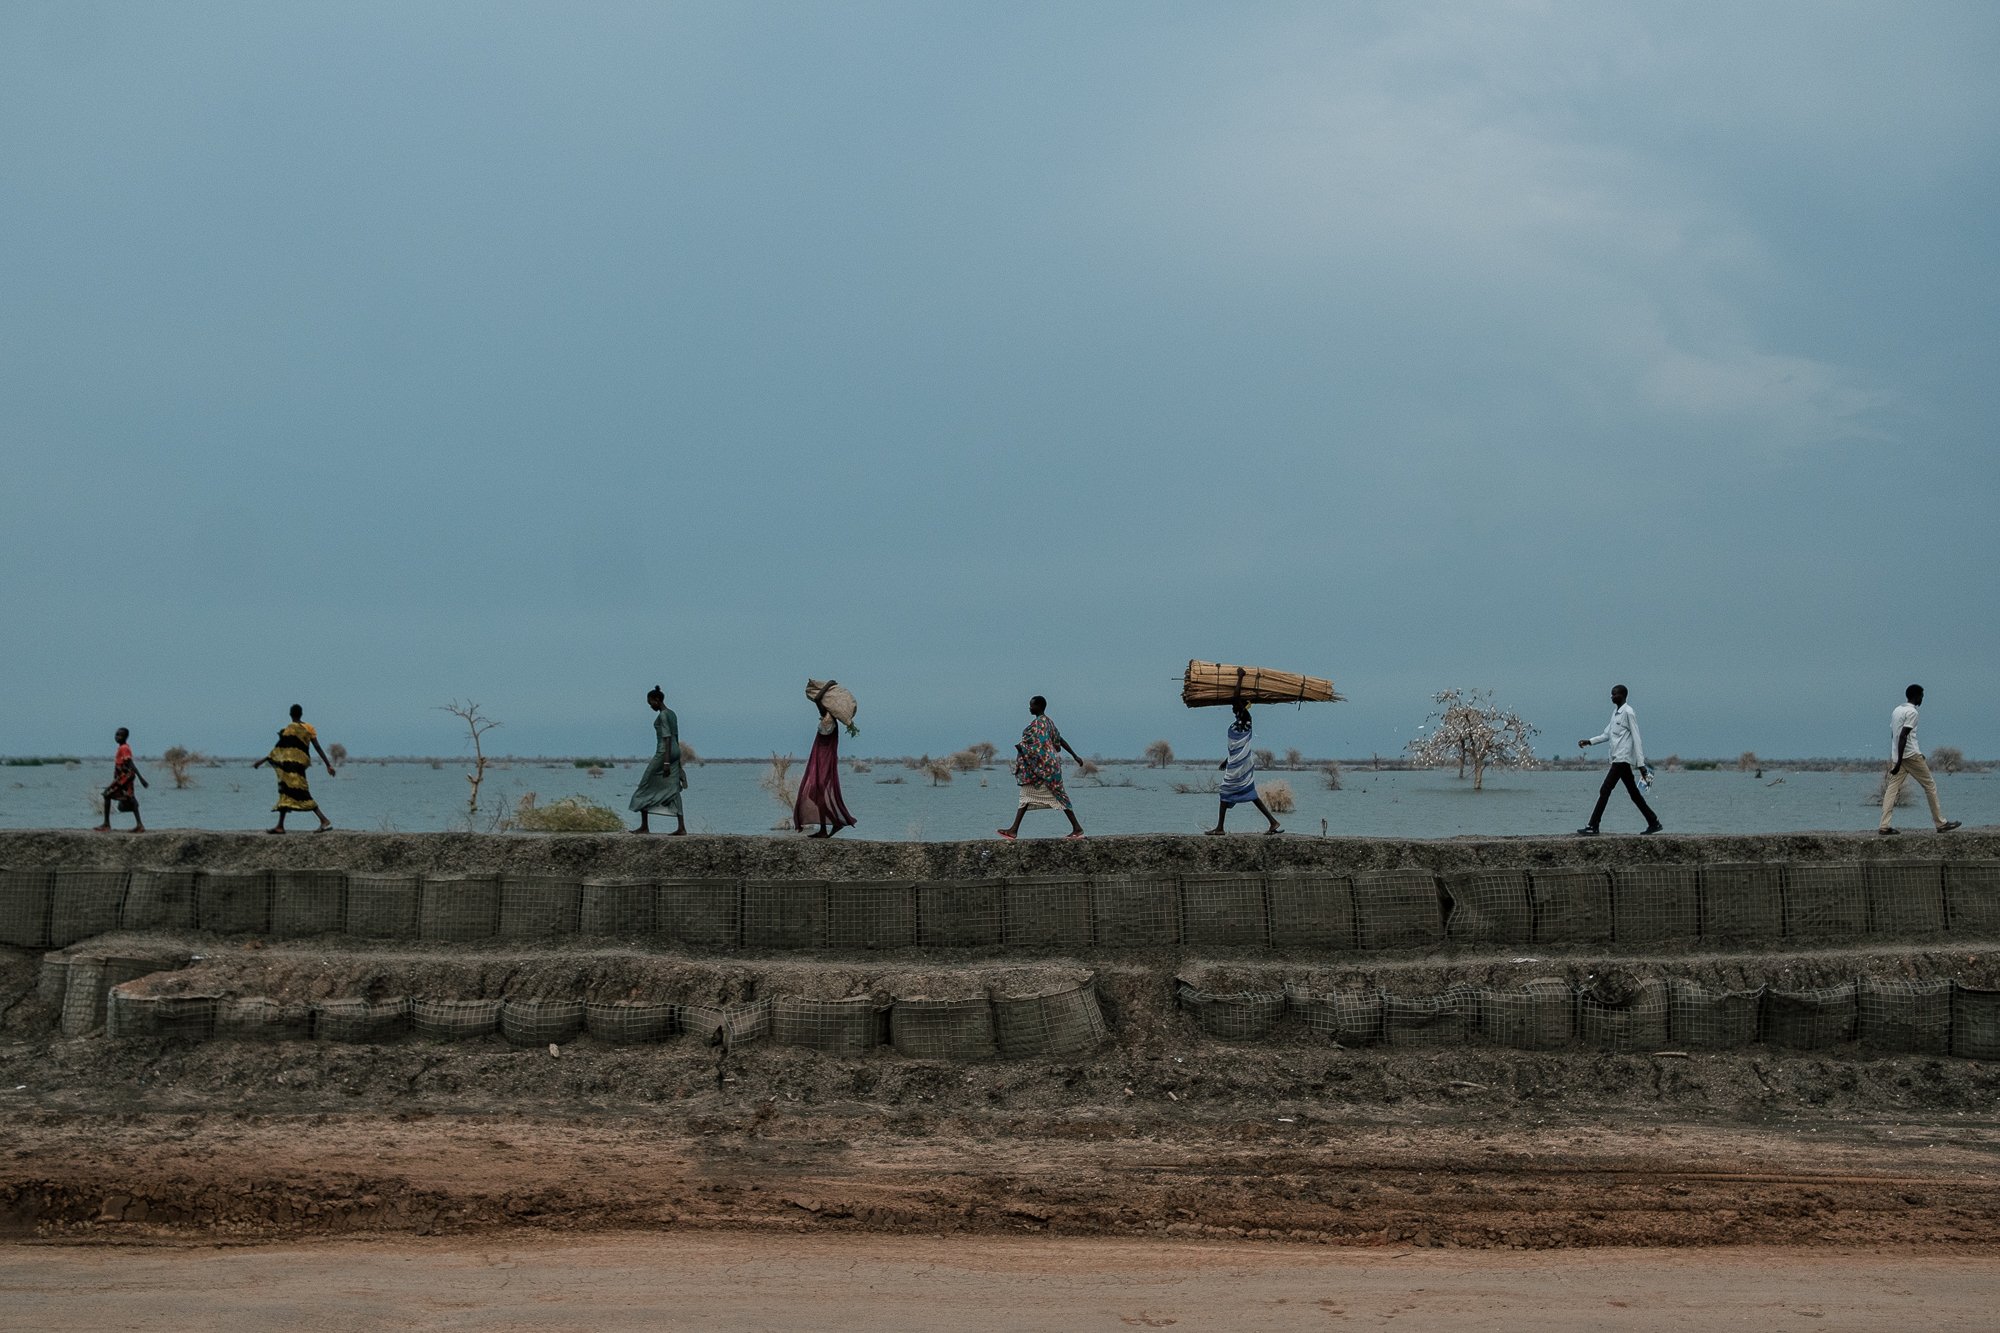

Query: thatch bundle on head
[1181,660,1341,708]
[807,679,858,728]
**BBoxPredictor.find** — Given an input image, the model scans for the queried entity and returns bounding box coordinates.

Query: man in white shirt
[1576,684,1661,835]
[1880,683,1961,835]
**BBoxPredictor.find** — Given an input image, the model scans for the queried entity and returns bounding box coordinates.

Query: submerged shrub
[511,793,625,832]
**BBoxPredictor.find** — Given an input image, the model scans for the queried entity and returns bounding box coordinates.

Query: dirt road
[6,1231,1997,1330]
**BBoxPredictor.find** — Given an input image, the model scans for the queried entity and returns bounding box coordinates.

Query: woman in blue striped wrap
[1208,702,1281,835]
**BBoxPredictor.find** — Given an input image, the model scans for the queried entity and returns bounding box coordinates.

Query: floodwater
[3,757,1993,841]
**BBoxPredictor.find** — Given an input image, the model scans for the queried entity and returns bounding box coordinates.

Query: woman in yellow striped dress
[252,704,335,832]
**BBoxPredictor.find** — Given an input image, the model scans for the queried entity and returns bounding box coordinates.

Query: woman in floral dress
[998,695,1085,840]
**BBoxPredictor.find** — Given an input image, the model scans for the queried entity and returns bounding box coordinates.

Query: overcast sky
[3,2,1995,761]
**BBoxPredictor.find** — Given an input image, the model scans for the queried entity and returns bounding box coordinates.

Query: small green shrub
[511,792,625,832]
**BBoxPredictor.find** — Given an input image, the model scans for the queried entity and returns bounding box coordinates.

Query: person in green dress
[629,685,688,835]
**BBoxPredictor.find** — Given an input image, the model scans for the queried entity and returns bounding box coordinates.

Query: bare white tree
[439,700,501,818]
[1407,689,1539,791]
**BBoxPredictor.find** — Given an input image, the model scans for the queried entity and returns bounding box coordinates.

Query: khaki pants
[1880,752,1947,830]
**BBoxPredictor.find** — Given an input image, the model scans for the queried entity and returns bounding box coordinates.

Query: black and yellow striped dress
[268,722,319,812]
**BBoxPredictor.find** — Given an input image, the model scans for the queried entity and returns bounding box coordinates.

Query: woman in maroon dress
[793,684,857,838]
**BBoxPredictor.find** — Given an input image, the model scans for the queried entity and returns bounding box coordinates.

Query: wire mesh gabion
[993,976,1107,1057]
[1608,866,1699,946]
[1761,981,1857,1050]
[1527,867,1612,945]
[1284,984,1383,1045]
[1178,873,1271,951]
[1950,983,2000,1060]
[1667,978,1763,1049]
[1699,863,1784,943]
[1267,871,1357,950]
[1352,870,1445,951]
[314,997,410,1043]
[890,996,999,1060]
[1442,870,1533,946]
[578,877,659,939]
[656,878,740,950]
[109,989,219,1041]
[215,996,314,1042]
[826,881,918,951]
[1471,979,1574,1051]
[496,874,582,939]
[1782,863,1867,940]
[59,955,167,1037]
[1863,861,1946,935]
[49,868,130,947]
[1084,874,1173,950]
[1006,875,1098,950]
[121,869,198,933]
[916,878,1003,948]
[1174,979,1286,1041]
[0,867,53,948]
[196,869,271,935]
[585,999,677,1045]
[500,997,586,1046]
[412,997,503,1041]
[418,874,501,943]
[679,998,773,1049]
[1856,976,1950,1055]
[1382,989,1474,1047]
[742,879,828,950]
[1577,977,1669,1052]
[269,868,346,938]
[1944,861,2000,935]
[771,996,885,1055]
[343,873,420,938]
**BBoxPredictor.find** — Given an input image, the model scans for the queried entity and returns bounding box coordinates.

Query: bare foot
[629,825,650,835]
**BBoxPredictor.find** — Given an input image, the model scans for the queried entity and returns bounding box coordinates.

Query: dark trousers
[1588,762,1658,829]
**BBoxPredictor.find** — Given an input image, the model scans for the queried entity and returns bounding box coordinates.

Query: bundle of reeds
[1181,660,1341,708]
[806,679,858,727]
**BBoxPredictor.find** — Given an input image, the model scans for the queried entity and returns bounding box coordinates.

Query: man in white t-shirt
[1880,683,1961,835]
[1576,684,1662,835]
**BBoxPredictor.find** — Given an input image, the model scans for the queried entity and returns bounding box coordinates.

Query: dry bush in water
[510,792,624,833]
[680,742,701,767]
[966,741,998,767]
[1284,747,1303,769]
[327,743,348,767]
[1407,688,1539,791]
[440,700,500,818]
[1262,779,1296,813]
[1076,757,1101,776]
[1144,740,1174,768]
[849,759,873,773]
[1171,776,1220,795]
[1253,747,1276,770]
[160,746,204,789]
[760,753,797,817]
[1931,745,1965,774]
[923,758,955,786]
[948,749,983,773]
[1320,762,1342,790]
[1737,751,1760,772]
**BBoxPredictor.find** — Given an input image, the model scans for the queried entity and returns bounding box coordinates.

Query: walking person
[998,696,1086,840]
[252,704,334,832]
[1879,684,1961,836]
[1207,703,1282,835]
[1576,684,1661,835]
[794,679,857,838]
[629,685,687,835]
[93,727,148,833]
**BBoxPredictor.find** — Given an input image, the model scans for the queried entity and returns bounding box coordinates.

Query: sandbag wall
[1179,974,2000,1060]
[90,971,1107,1061]
[3,860,1997,954]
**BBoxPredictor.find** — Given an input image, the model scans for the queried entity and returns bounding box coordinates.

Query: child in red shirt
[95,727,148,833]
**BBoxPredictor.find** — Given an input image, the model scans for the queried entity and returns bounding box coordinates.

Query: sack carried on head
[806,679,859,729]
